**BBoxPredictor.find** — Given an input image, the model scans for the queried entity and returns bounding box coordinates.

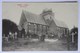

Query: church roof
[52,18,68,28]
[20,10,68,28]
[22,10,47,25]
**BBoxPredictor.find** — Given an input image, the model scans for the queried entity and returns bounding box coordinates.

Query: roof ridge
[22,10,47,25]
[22,10,39,16]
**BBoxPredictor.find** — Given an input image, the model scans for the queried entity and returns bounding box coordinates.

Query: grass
[2,38,78,51]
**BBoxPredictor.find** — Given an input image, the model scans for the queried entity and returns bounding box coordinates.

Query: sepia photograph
[2,2,78,51]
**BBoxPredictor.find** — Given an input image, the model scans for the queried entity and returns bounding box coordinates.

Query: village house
[18,9,68,38]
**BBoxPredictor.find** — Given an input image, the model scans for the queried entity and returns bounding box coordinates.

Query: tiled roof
[23,10,47,25]
[52,17,68,28]
[21,10,68,28]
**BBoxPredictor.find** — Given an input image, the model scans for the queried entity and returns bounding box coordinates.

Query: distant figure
[38,32,42,41]
[52,34,54,37]
[42,34,45,41]
[9,32,15,40]
[14,32,17,39]
[58,32,61,39]
[27,31,31,39]
[21,28,25,38]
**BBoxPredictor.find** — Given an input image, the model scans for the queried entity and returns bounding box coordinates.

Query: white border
[0,0,2,52]
[0,0,80,53]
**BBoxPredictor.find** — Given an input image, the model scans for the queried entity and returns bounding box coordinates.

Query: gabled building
[19,9,68,38]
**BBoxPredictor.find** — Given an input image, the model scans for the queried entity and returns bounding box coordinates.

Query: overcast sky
[2,2,78,29]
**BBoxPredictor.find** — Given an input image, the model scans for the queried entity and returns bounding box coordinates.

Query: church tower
[41,8,54,25]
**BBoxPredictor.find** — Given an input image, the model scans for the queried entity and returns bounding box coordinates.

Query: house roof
[22,10,47,25]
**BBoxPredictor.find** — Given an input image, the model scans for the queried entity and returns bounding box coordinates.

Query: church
[18,9,68,38]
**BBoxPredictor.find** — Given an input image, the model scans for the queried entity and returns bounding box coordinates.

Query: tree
[2,19,19,37]
[70,27,78,33]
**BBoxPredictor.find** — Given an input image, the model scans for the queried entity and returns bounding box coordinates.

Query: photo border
[0,0,80,53]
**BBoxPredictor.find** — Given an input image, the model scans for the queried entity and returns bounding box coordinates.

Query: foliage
[2,19,18,37]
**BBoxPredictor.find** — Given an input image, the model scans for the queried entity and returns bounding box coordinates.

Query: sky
[2,2,78,29]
